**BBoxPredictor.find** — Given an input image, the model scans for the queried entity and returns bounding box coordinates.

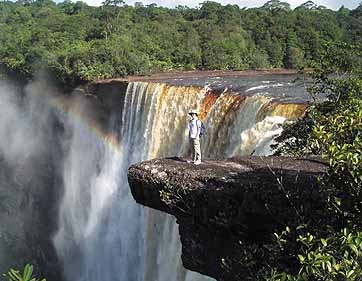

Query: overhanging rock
[128,157,327,281]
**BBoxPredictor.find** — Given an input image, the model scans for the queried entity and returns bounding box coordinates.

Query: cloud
[77,0,360,10]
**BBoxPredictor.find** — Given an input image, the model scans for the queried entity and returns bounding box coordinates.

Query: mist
[0,76,69,165]
[0,77,66,278]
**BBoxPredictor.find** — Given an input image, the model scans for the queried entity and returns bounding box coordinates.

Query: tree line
[0,0,362,87]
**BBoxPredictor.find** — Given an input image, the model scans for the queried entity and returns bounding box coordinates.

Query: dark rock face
[128,157,328,281]
[73,80,128,129]
[0,155,63,279]
[0,117,64,280]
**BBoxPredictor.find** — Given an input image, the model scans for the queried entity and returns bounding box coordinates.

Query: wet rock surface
[0,154,63,279]
[128,157,328,281]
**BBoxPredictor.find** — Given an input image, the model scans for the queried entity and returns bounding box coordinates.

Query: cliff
[0,130,63,279]
[128,157,328,281]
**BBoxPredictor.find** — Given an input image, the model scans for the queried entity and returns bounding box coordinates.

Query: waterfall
[54,81,306,281]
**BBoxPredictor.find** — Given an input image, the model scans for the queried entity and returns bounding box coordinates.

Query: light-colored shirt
[189,119,200,139]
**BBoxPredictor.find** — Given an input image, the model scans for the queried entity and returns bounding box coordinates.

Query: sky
[79,0,360,10]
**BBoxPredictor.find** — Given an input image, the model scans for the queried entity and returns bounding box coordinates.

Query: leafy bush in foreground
[270,43,362,281]
[2,264,45,281]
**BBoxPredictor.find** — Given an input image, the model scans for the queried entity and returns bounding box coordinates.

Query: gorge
[0,72,312,281]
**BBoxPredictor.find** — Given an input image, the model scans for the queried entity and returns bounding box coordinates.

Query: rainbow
[47,91,122,153]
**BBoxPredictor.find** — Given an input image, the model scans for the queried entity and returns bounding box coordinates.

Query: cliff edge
[128,157,328,281]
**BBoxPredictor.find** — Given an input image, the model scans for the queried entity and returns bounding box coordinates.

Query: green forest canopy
[0,0,362,87]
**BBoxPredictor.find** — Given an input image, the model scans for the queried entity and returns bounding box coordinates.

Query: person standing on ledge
[188,110,202,165]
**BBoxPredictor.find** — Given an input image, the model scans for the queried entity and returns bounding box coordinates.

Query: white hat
[188,110,199,116]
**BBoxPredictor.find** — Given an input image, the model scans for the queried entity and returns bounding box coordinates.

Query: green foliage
[262,0,291,11]
[159,181,193,215]
[2,264,45,281]
[270,228,362,281]
[284,32,304,69]
[271,43,362,281]
[1,0,362,88]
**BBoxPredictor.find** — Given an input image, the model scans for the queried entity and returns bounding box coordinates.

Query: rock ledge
[128,157,327,280]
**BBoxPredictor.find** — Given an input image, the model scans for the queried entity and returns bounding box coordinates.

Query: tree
[262,0,291,11]
[101,0,124,7]
[283,31,304,68]
[296,1,318,10]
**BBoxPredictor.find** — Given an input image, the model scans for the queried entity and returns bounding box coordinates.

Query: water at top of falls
[152,73,311,103]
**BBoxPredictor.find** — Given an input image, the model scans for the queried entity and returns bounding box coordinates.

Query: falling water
[54,81,306,281]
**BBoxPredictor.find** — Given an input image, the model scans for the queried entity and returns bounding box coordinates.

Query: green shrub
[270,43,362,281]
[2,264,45,281]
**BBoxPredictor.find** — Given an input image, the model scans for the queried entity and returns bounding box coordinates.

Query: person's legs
[194,138,201,164]
[188,138,196,163]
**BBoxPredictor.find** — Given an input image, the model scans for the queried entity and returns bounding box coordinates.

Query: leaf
[321,238,327,247]
[347,269,355,278]
[334,263,341,271]
[298,254,305,263]
[23,264,33,281]
[350,244,359,256]
[9,269,21,281]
